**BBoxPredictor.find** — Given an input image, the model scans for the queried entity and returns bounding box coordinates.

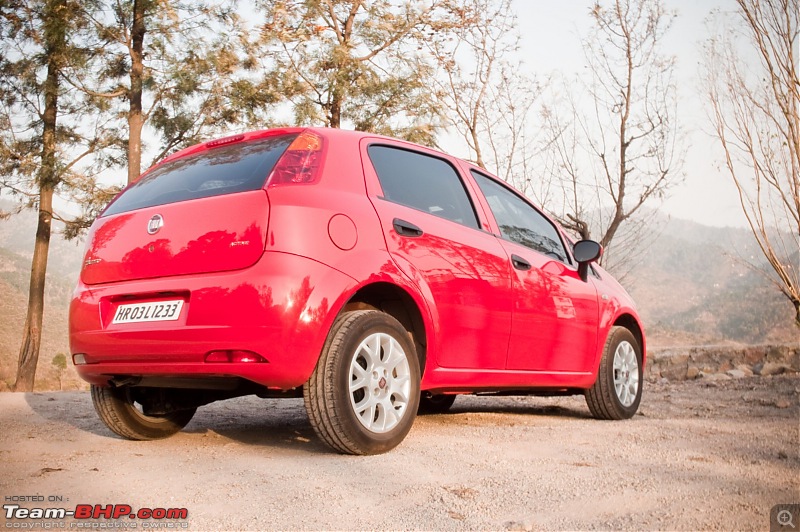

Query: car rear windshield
[102,134,298,216]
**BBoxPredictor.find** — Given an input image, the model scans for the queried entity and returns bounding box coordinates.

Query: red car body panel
[71,250,358,388]
[81,191,268,285]
[70,127,645,395]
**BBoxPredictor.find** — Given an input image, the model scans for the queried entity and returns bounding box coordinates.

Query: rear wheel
[304,310,421,455]
[585,326,642,420]
[418,393,456,414]
[91,385,196,440]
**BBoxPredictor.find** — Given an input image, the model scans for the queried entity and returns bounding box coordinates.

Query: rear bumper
[69,251,356,389]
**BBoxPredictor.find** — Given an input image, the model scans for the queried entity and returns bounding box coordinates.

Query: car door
[469,170,600,373]
[362,141,512,370]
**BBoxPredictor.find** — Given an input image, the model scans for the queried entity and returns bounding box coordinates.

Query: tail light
[206,134,245,148]
[204,350,267,364]
[266,130,325,186]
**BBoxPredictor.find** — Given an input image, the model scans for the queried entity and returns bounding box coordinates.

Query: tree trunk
[13,0,62,392]
[127,0,148,184]
[470,127,485,169]
[13,187,54,392]
[329,93,342,129]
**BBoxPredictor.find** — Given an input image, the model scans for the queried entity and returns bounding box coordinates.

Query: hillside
[0,203,796,390]
[625,216,797,346]
[0,203,84,391]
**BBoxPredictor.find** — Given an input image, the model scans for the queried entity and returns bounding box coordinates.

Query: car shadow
[24,391,593,456]
[435,395,594,420]
[181,397,331,454]
[23,392,332,454]
[25,391,112,437]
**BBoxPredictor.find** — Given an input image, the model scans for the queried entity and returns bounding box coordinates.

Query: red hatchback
[70,127,645,455]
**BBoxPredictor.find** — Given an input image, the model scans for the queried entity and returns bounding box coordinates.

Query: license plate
[112,300,184,324]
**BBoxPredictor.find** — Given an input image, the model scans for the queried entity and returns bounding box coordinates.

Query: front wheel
[585,326,643,420]
[304,310,421,455]
[91,385,196,440]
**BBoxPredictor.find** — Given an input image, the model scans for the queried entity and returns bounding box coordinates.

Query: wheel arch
[613,313,646,365]
[341,281,429,377]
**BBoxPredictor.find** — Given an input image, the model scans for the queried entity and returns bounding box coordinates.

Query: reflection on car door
[363,143,513,370]
[470,171,600,374]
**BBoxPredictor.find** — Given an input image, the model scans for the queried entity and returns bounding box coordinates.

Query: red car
[70,127,645,455]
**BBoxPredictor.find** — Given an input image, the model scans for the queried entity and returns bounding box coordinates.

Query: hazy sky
[511,0,748,227]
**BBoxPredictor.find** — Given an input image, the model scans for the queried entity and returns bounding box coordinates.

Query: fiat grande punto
[70,127,645,455]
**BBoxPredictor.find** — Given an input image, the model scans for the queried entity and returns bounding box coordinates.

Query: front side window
[368,145,479,229]
[103,134,297,216]
[471,171,569,263]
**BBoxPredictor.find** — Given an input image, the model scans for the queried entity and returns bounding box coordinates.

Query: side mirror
[573,240,603,282]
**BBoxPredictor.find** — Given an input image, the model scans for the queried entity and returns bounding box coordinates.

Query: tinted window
[368,145,479,229]
[103,134,297,216]
[471,171,568,262]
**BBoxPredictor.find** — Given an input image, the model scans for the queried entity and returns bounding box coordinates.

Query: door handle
[511,254,531,271]
[393,218,423,237]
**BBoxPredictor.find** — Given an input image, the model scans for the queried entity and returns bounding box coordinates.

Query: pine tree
[79,1,256,183]
[0,0,110,391]
[253,0,451,144]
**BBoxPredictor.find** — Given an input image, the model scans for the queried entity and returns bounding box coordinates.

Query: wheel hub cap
[348,332,411,433]
[613,341,639,407]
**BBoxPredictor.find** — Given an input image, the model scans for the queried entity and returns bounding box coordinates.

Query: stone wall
[646,344,800,382]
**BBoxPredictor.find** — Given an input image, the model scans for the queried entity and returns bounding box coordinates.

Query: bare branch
[703,0,800,325]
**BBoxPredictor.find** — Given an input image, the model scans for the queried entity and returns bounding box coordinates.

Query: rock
[661,365,689,381]
[775,399,791,409]
[726,369,747,379]
[670,353,690,366]
[766,346,790,363]
[703,373,732,381]
[744,347,766,365]
[735,364,754,377]
[658,377,670,385]
[686,366,700,379]
[689,348,714,364]
[504,521,533,531]
[755,362,787,376]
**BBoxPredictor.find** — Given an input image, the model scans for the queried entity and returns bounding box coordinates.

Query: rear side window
[103,134,297,216]
[471,171,569,263]
[368,145,479,229]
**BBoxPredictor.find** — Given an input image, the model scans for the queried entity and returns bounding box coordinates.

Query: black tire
[91,385,196,440]
[585,326,643,420]
[418,393,457,414]
[304,310,421,455]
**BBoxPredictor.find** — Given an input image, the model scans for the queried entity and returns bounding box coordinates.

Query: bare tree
[704,0,800,325]
[429,0,540,190]
[540,0,682,270]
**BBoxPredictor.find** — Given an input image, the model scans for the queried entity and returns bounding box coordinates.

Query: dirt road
[1,375,798,530]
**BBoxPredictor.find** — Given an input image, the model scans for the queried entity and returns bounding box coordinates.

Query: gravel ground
[0,375,798,531]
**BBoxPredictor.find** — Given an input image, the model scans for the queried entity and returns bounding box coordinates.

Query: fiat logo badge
[147,214,164,235]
